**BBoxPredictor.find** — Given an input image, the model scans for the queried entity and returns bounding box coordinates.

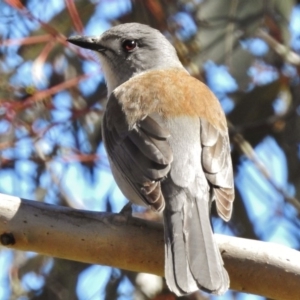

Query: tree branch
[0,193,299,300]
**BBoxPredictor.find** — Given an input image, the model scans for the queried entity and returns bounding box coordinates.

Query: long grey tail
[163,196,229,296]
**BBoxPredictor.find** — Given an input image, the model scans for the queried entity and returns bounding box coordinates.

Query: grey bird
[67,23,234,296]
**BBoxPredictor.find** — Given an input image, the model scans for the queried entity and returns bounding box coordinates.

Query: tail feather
[184,198,228,292]
[164,210,198,295]
[164,194,229,296]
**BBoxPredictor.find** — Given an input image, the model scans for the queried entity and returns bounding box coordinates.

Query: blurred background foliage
[0,0,300,299]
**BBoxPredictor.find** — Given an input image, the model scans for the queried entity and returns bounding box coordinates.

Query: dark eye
[122,40,137,52]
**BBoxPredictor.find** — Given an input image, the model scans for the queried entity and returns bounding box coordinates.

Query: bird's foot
[119,202,133,217]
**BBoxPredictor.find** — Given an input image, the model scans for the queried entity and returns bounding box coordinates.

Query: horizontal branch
[0,193,299,299]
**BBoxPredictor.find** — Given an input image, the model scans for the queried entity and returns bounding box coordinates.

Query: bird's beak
[67,35,105,52]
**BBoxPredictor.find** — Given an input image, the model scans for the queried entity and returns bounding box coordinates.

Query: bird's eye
[122,40,137,52]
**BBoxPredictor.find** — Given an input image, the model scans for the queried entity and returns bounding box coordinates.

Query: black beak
[67,36,105,52]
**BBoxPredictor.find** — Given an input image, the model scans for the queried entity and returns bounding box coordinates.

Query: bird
[67,23,234,296]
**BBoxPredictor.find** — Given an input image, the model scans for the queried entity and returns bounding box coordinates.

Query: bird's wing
[103,93,173,211]
[200,118,234,221]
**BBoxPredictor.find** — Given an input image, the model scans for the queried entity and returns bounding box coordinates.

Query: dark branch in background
[230,126,300,214]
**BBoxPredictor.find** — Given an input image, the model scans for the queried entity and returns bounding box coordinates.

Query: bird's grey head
[67,23,184,95]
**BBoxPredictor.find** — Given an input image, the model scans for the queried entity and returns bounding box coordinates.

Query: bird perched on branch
[67,23,234,296]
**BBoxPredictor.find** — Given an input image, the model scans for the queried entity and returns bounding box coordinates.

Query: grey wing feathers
[201,118,234,221]
[103,94,173,211]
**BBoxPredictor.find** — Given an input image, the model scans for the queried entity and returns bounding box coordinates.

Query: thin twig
[256,29,300,66]
[225,0,238,66]
[232,131,300,214]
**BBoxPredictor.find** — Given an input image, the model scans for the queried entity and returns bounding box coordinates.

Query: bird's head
[67,23,184,95]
